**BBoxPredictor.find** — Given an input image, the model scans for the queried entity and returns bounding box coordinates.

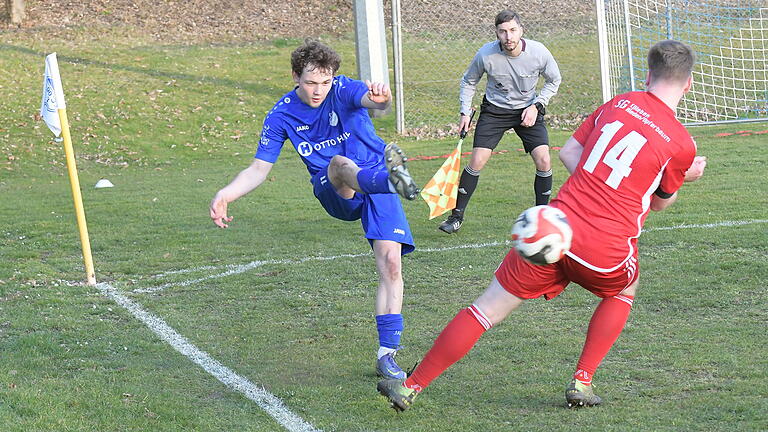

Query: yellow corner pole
[58,108,96,286]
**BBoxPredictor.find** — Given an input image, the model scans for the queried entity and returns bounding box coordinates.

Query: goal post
[596,0,768,125]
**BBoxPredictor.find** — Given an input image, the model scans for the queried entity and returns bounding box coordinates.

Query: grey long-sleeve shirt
[459,39,561,114]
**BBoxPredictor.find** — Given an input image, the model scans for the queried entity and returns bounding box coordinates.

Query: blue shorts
[312,167,415,255]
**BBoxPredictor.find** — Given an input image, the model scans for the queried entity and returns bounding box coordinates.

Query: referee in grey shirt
[439,9,561,234]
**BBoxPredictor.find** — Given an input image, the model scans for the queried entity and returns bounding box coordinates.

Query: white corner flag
[40,52,96,286]
[41,53,66,137]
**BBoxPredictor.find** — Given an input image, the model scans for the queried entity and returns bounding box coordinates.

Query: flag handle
[58,108,96,286]
[459,108,477,139]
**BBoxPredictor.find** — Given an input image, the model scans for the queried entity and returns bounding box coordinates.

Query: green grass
[1,25,767,431]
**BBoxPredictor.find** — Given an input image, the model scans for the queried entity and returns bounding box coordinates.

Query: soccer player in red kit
[378,40,708,411]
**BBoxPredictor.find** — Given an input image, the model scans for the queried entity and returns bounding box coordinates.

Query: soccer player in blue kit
[209,40,419,379]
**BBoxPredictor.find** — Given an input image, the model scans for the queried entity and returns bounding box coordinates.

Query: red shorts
[494,248,639,300]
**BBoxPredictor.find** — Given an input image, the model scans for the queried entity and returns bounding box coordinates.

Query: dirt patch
[3,0,354,43]
[3,1,593,43]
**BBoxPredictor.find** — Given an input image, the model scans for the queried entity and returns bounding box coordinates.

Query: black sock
[454,166,480,217]
[535,169,553,205]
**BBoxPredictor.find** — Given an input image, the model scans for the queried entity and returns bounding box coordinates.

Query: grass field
[1,27,767,432]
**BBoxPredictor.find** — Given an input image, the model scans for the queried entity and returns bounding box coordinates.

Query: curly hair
[291,40,342,77]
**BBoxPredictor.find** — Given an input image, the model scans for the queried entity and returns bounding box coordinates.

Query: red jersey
[551,91,696,271]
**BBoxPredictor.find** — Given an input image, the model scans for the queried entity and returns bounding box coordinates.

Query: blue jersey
[256,75,387,177]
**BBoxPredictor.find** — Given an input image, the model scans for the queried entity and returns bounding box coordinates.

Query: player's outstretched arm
[361,80,392,110]
[209,158,274,228]
[559,136,584,174]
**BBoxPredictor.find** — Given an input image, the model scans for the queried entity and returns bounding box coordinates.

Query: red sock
[574,294,634,384]
[405,305,491,391]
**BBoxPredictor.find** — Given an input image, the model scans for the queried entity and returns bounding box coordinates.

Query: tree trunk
[7,0,25,24]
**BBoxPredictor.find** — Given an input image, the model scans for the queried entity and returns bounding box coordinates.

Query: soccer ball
[511,205,572,265]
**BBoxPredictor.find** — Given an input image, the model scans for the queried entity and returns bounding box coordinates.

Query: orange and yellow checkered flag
[420,142,463,219]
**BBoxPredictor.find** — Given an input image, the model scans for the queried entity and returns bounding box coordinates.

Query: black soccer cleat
[438,213,464,234]
[385,143,419,200]
[377,378,418,412]
[565,379,603,408]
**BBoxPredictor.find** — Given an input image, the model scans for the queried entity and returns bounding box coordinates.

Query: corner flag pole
[41,53,96,286]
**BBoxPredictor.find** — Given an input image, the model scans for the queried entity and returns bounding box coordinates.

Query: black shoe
[565,379,603,408]
[438,213,463,234]
[385,143,419,200]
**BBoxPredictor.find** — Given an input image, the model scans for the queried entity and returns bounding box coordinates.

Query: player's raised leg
[327,149,418,201]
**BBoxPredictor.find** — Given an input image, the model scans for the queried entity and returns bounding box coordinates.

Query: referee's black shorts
[472,97,549,153]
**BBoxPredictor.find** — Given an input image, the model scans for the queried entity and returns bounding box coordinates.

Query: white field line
[134,219,768,294]
[96,282,321,432]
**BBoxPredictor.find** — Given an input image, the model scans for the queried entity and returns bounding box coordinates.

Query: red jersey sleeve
[657,137,697,196]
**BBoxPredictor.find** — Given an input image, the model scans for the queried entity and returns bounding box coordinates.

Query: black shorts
[472,97,549,153]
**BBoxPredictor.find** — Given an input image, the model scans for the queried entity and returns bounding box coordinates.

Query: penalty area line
[96,282,321,432]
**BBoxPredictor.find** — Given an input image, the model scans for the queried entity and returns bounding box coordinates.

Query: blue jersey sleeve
[255,112,287,163]
[335,75,369,110]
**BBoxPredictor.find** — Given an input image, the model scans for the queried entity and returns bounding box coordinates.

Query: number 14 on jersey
[583,120,647,189]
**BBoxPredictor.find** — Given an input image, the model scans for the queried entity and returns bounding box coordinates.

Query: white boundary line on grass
[134,219,768,294]
[96,282,321,432]
[95,218,766,430]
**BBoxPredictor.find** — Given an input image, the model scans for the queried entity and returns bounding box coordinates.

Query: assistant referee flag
[420,142,462,219]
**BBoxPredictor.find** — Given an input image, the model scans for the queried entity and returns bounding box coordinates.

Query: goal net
[597,0,768,124]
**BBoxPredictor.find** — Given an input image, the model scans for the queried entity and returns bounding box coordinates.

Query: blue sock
[375,314,403,350]
[357,168,392,194]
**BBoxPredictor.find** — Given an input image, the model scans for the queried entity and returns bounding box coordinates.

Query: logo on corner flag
[43,77,57,114]
[40,53,65,137]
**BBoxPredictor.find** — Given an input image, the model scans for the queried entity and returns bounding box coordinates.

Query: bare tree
[7,0,25,24]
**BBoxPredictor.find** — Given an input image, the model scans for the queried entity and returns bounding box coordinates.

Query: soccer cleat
[565,379,603,408]
[376,352,407,380]
[438,213,464,234]
[385,143,419,200]
[377,378,418,412]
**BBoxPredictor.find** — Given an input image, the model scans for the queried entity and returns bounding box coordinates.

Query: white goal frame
[596,0,768,125]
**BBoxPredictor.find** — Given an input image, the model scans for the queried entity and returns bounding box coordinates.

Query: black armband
[654,186,674,199]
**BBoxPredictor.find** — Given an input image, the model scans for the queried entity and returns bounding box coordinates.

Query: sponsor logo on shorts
[393,228,405,235]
